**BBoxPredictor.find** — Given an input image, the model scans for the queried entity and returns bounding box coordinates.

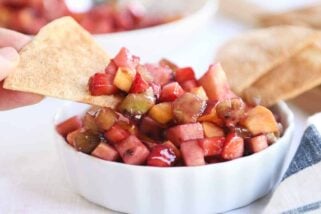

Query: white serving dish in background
[94,0,217,60]
[54,101,294,214]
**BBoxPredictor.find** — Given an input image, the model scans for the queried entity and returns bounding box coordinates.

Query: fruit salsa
[0,0,178,34]
[56,48,283,167]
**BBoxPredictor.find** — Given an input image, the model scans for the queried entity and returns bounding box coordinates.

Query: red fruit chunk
[248,135,268,153]
[181,79,198,92]
[88,73,118,96]
[105,60,118,75]
[172,93,207,124]
[163,140,181,160]
[130,72,149,93]
[167,123,204,147]
[113,47,140,70]
[139,116,164,140]
[56,116,83,137]
[150,83,161,99]
[160,82,184,102]
[66,129,82,147]
[147,145,177,167]
[198,137,225,156]
[91,142,119,161]
[144,63,172,86]
[181,141,205,166]
[175,67,195,83]
[115,135,150,165]
[199,63,236,101]
[221,132,244,160]
[105,124,130,144]
[215,98,246,128]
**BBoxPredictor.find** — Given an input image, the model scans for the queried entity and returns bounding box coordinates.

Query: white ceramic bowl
[54,101,294,213]
[94,0,217,60]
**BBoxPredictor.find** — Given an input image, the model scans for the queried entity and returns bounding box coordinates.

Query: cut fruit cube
[159,58,178,71]
[113,67,136,92]
[181,141,205,166]
[139,116,164,140]
[88,73,118,96]
[147,144,177,167]
[113,47,140,70]
[56,115,83,137]
[240,105,279,135]
[215,98,246,128]
[148,102,173,124]
[163,140,181,160]
[115,135,150,165]
[198,103,224,126]
[83,108,99,132]
[248,135,268,153]
[130,72,149,93]
[167,123,204,147]
[198,137,225,156]
[172,93,207,124]
[105,60,118,75]
[73,129,100,154]
[144,63,172,86]
[190,86,208,100]
[199,63,236,101]
[180,79,198,92]
[104,124,130,144]
[159,82,184,102]
[91,142,119,161]
[66,129,82,147]
[221,132,244,160]
[202,122,224,138]
[95,107,118,131]
[175,67,195,83]
[119,88,156,116]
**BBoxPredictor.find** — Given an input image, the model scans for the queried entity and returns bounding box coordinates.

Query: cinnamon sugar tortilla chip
[215,26,319,94]
[4,17,121,108]
[243,41,321,107]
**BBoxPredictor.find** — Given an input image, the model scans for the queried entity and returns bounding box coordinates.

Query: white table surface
[0,1,318,213]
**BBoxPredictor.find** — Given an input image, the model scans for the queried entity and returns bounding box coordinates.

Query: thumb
[0,47,19,81]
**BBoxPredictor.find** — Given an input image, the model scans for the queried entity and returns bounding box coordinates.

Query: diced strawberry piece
[175,67,195,83]
[147,144,177,167]
[172,93,207,123]
[130,72,149,93]
[104,124,130,144]
[88,73,118,96]
[139,116,164,140]
[115,135,150,165]
[221,132,244,160]
[56,116,83,137]
[159,82,184,102]
[163,140,181,160]
[167,123,204,147]
[91,142,120,161]
[181,141,205,166]
[248,135,268,153]
[113,47,140,70]
[105,60,118,75]
[199,63,236,101]
[198,137,225,156]
[144,63,172,86]
[180,80,198,92]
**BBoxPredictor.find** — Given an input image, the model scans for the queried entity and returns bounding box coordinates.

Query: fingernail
[0,47,19,64]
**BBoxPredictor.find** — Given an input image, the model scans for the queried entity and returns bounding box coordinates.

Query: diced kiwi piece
[95,108,118,131]
[74,129,100,154]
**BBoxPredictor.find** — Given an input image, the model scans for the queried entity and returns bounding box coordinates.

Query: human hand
[0,28,43,110]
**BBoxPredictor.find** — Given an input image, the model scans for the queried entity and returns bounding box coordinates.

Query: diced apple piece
[172,93,206,124]
[115,135,150,165]
[95,107,118,131]
[190,86,208,100]
[144,63,172,86]
[202,122,224,137]
[198,137,225,156]
[181,141,205,166]
[159,82,184,102]
[113,67,136,92]
[139,116,164,140]
[240,105,279,135]
[221,132,244,160]
[130,72,149,93]
[199,63,236,101]
[73,129,100,154]
[148,102,173,124]
[215,98,246,127]
[91,142,120,161]
[119,88,156,116]
[88,73,118,96]
[175,67,195,83]
[147,144,177,167]
[248,135,268,153]
[105,124,130,144]
[113,47,140,70]
[56,116,83,137]
[180,79,198,92]
[167,123,204,147]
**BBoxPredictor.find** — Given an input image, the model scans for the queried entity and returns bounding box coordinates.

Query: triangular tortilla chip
[243,40,321,107]
[4,17,121,108]
[215,25,319,94]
